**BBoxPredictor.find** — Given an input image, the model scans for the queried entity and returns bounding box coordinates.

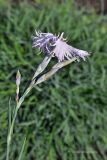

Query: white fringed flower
[52,33,89,62]
[33,31,89,61]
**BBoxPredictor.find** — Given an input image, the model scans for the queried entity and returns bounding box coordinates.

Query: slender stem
[6,55,51,160]
[6,58,76,160]
[6,84,34,160]
[6,107,18,160]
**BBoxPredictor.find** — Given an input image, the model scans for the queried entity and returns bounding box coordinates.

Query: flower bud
[16,70,21,86]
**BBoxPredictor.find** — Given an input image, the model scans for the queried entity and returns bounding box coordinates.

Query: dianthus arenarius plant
[6,31,89,160]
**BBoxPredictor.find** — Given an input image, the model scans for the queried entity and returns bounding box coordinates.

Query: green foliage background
[0,0,107,159]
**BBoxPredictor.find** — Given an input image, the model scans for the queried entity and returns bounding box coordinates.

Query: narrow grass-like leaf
[18,136,27,160]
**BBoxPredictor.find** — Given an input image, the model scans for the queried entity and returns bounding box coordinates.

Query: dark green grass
[0,1,107,160]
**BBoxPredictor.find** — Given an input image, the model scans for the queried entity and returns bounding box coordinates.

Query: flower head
[32,31,58,55]
[33,31,89,61]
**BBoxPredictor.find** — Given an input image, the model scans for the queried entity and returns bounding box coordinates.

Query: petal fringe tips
[32,31,89,62]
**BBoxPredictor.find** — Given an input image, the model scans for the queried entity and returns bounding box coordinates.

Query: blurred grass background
[0,0,107,159]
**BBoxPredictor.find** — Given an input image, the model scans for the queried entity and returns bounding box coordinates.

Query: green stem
[6,58,76,160]
[6,84,34,160]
